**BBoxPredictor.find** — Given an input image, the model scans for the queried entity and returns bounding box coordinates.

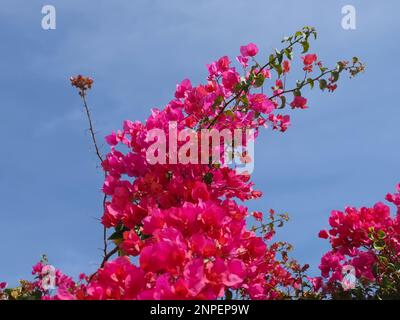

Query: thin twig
[79,91,109,268]
[88,246,119,282]
[81,92,103,163]
[207,37,304,129]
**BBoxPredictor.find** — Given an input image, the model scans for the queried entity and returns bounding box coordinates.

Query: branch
[77,89,109,265]
[81,92,103,163]
[88,246,119,282]
[206,35,305,129]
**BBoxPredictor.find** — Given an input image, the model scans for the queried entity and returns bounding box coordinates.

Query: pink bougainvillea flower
[216,56,231,72]
[290,96,308,109]
[191,181,210,202]
[175,79,192,99]
[268,114,290,132]
[105,132,118,146]
[301,53,318,72]
[252,211,263,221]
[236,55,249,68]
[120,230,143,256]
[283,60,291,74]
[221,69,240,91]
[309,277,323,291]
[11,34,365,301]
[302,53,318,66]
[316,184,400,296]
[318,230,329,239]
[240,43,259,57]
[248,94,275,114]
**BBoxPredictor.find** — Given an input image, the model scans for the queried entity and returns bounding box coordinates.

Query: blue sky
[1,0,399,286]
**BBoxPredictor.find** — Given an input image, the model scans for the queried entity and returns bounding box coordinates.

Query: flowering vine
[1,27,374,300]
[313,184,400,299]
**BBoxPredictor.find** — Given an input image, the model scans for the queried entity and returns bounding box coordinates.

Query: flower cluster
[70,75,94,92]
[0,282,7,300]
[1,27,366,300]
[315,184,400,299]
[76,28,362,300]
[30,256,78,300]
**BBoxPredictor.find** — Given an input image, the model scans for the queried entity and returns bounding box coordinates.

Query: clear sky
[1,0,399,285]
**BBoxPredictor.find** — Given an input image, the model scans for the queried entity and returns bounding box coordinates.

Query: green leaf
[116,224,127,233]
[240,95,249,106]
[307,78,314,89]
[378,255,388,264]
[165,170,173,181]
[368,232,375,241]
[269,54,276,66]
[312,31,317,40]
[203,172,213,185]
[274,64,283,77]
[212,95,224,108]
[301,41,309,53]
[225,289,233,300]
[279,96,286,109]
[377,230,386,239]
[387,263,396,271]
[331,71,340,82]
[224,109,235,118]
[108,230,123,241]
[319,79,327,90]
[233,82,243,93]
[337,61,346,72]
[108,224,129,240]
[275,49,283,64]
[254,73,265,88]
[319,65,328,73]
[284,48,293,60]
[373,239,386,251]
[295,31,303,39]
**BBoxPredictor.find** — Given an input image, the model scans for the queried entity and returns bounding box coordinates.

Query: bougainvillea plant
[6,26,396,301]
[313,184,400,299]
